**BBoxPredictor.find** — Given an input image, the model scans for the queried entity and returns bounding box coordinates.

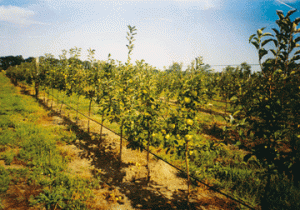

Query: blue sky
[0,0,299,71]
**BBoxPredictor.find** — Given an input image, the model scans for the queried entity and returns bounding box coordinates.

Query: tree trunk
[46,89,48,106]
[225,97,227,115]
[100,113,104,142]
[43,88,46,103]
[119,120,123,170]
[59,91,65,114]
[35,81,39,99]
[55,90,60,112]
[185,141,191,210]
[146,124,151,183]
[51,88,54,108]
[88,99,92,133]
[76,95,80,124]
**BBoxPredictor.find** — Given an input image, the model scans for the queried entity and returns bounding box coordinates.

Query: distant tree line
[0,55,35,70]
[0,54,101,72]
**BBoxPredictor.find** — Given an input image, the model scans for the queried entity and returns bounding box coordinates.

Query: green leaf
[261,39,273,47]
[294,50,300,55]
[257,29,263,36]
[230,95,238,101]
[272,39,278,47]
[286,9,297,18]
[280,43,287,51]
[259,49,268,60]
[272,28,280,37]
[278,54,285,60]
[233,110,240,117]
[251,41,259,49]
[276,10,284,19]
[294,17,300,25]
[295,37,300,43]
[270,49,277,56]
[253,37,259,42]
[262,32,273,37]
[249,34,256,43]
[291,55,300,61]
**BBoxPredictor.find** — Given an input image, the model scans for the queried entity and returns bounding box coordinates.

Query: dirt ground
[2,85,242,210]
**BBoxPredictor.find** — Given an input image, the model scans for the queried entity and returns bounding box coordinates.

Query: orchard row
[5,10,300,209]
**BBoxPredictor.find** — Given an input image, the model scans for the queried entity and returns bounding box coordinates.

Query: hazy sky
[0,0,299,71]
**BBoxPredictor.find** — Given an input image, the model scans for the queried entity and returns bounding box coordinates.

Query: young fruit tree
[230,9,300,209]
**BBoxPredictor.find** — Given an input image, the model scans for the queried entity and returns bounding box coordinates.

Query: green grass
[0,73,100,209]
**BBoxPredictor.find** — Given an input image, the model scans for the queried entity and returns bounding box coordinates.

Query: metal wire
[210,64,260,67]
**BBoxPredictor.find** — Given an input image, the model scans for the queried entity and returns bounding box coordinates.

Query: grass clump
[29,174,99,210]
[0,129,16,146]
[15,123,67,174]
[3,150,16,165]
[0,166,10,193]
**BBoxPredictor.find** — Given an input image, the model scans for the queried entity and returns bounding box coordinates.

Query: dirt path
[19,86,240,210]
